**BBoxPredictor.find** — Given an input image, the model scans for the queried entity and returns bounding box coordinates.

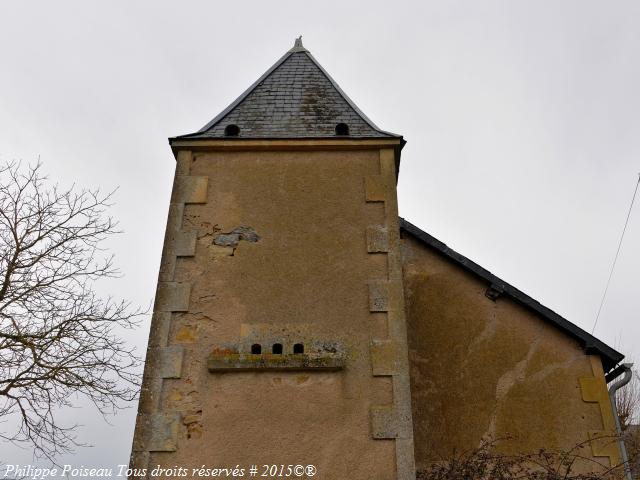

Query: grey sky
[1,0,639,470]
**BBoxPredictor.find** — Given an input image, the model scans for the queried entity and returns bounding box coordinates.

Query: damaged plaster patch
[183,409,203,440]
[214,226,260,247]
[167,388,203,440]
[467,309,498,355]
[175,324,199,343]
[482,325,544,441]
[176,311,216,323]
[212,226,260,256]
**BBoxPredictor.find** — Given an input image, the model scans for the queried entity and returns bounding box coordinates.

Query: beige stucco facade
[401,233,622,474]
[131,140,415,479]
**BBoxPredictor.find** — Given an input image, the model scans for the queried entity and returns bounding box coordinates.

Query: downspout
[608,363,633,480]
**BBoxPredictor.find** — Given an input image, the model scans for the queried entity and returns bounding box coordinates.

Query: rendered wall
[131,143,415,479]
[400,233,621,473]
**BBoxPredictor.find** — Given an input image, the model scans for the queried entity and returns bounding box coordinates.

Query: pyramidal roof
[174,38,399,140]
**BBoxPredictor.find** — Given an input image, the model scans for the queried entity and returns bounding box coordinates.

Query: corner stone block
[395,438,417,480]
[128,451,150,479]
[172,176,208,205]
[366,225,389,253]
[147,312,172,348]
[370,340,397,376]
[174,230,198,257]
[155,282,191,312]
[370,405,398,439]
[579,374,615,431]
[588,430,622,460]
[159,345,185,379]
[176,150,192,176]
[368,280,390,312]
[579,376,606,403]
[131,411,151,452]
[147,413,181,452]
[364,175,387,202]
[370,405,413,440]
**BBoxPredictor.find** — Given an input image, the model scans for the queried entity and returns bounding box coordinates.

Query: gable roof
[400,218,625,376]
[172,38,399,140]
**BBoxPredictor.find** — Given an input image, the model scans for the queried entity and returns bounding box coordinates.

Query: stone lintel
[207,353,345,373]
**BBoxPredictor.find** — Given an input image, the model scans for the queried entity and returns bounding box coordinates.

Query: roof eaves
[399,217,625,374]
[168,135,404,143]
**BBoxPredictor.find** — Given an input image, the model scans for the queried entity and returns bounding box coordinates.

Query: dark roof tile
[173,38,398,140]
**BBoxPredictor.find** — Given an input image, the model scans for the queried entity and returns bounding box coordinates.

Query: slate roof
[173,38,399,140]
[400,218,625,376]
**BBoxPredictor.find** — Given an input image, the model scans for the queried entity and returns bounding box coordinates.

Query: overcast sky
[1,0,639,471]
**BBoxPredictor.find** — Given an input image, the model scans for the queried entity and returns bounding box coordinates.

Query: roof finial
[289,35,307,53]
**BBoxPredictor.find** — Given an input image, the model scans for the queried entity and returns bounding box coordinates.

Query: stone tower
[130,38,415,479]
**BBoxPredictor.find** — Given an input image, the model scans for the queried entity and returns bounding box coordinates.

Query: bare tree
[617,370,640,478]
[417,437,624,480]
[0,161,142,461]
[617,370,640,432]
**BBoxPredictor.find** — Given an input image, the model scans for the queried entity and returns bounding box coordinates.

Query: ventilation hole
[272,343,283,355]
[293,343,304,354]
[251,344,261,354]
[224,124,240,136]
[335,123,349,136]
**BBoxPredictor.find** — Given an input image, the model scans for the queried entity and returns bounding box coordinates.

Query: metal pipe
[608,362,634,480]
